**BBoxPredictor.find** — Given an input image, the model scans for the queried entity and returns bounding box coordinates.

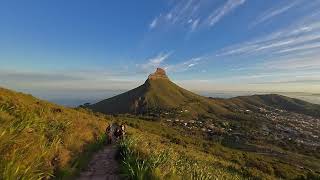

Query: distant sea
[45,90,320,107]
[35,89,127,107]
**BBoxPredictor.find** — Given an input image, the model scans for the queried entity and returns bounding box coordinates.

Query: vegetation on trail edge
[118,116,320,180]
[119,137,231,180]
[55,134,107,179]
[0,87,110,179]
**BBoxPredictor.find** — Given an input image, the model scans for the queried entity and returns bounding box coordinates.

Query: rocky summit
[148,68,169,80]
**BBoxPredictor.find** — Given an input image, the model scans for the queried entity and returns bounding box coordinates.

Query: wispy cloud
[173,3,320,88]
[216,17,320,61]
[207,0,246,27]
[138,52,172,72]
[250,0,301,27]
[148,0,246,32]
[177,70,320,93]
[190,18,200,31]
[0,70,84,82]
[0,68,141,92]
[165,57,203,72]
[263,54,320,70]
[149,17,159,29]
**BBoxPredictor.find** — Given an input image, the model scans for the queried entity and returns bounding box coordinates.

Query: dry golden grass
[0,87,109,179]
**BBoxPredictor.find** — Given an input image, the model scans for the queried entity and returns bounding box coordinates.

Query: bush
[118,138,170,180]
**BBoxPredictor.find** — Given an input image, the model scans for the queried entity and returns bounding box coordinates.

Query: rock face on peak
[148,68,169,80]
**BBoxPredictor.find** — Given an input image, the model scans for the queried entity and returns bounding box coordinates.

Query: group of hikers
[105,123,126,144]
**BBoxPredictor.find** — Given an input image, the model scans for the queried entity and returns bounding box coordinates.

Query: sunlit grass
[0,87,109,179]
[117,116,320,180]
[119,137,170,180]
[118,135,244,180]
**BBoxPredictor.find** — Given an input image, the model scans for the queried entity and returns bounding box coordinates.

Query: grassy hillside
[117,116,320,180]
[0,87,109,179]
[230,94,320,117]
[89,67,227,115]
[90,77,229,117]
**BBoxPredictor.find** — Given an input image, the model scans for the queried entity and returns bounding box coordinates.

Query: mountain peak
[148,68,169,80]
[90,66,204,114]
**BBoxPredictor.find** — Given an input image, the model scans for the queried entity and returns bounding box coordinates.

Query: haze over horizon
[1,0,320,103]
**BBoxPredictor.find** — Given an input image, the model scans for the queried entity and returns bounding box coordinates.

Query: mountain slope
[229,94,320,117]
[90,68,228,115]
[0,87,108,179]
[90,68,320,120]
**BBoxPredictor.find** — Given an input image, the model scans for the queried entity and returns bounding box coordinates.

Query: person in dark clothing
[105,124,112,144]
[114,124,126,140]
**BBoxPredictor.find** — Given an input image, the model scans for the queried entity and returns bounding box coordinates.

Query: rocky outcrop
[148,68,169,80]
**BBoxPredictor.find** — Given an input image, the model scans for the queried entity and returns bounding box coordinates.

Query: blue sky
[1,0,320,103]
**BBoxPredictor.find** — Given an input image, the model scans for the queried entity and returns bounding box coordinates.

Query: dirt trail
[77,144,121,180]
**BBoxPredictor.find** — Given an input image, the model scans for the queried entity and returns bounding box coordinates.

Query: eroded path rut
[77,145,121,180]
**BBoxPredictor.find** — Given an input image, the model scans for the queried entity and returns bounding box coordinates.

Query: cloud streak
[215,18,320,71]
[168,2,320,89]
[263,55,320,70]
[250,0,301,27]
[149,17,158,29]
[207,0,246,27]
[165,57,203,72]
[0,68,142,92]
[138,52,172,72]
[148,0,246,31]
[0,71,84,82]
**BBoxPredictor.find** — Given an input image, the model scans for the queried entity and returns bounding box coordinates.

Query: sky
[1,0,320,105]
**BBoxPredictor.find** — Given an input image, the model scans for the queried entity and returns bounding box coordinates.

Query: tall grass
[0,87,108,179]
[55,134,107,179]
[119,137,170,180]
[0,127,57,179]
[118,137,236,180]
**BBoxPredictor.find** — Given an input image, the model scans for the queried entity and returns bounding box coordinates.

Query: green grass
[116,116,320,180]
[118,137,223,180]
[119,137,166,180]
[118,134,245,180]
[0,87,109,179]
[90,77,230,117]
[55,134,107,179]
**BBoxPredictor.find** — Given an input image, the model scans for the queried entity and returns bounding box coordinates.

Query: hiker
[120,124,126,137]
[105,124,112,144]
[114,124,126,140]
[106,123,118,144]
